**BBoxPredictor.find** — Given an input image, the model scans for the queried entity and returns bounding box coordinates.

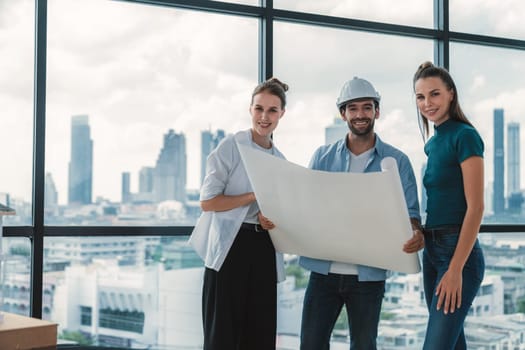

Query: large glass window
[273,21,433,347]
[274,0,433,28]
[45,0,258,226]
[273,21,432,193]
[1,238,32,317]
[450,0,525,40]
[45,235,205,348]
[451,43,525,223]
[3,0,525,348]
[0,0,34,226]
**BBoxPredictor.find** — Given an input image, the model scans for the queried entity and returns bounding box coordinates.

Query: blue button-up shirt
[299,134,421,281]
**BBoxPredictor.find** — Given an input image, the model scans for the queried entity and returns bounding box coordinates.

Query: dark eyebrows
[253,103,280,110]
[415,88,441,96]
[347,102,374,108]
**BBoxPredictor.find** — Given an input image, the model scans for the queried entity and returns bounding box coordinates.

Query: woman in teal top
[413,61,485,350]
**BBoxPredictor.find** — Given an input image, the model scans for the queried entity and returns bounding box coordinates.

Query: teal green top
[423,119,484,228]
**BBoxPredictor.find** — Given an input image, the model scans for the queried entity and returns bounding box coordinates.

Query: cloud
[450,0,525,38]
[469,75,487,93]
[2,0,525,204]
[274,0,431,27]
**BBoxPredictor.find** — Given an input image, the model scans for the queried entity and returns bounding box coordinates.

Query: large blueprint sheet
[238,144,421,274]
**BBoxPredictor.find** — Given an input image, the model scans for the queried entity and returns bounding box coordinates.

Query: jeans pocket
[464,245,485,283]
[433,234,459,250]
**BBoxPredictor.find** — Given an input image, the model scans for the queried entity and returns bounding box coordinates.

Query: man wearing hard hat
[299,77,424,350]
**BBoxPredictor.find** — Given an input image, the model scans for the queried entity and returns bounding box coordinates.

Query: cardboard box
[0,312,57,349]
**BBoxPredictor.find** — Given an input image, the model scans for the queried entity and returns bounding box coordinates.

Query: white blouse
[189,129,286,281]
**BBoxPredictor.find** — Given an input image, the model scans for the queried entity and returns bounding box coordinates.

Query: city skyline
[2,1,525,348]
[3,1,525,205]
[11,106,525,216]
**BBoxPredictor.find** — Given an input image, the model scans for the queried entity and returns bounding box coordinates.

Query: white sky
[1,0,525,205]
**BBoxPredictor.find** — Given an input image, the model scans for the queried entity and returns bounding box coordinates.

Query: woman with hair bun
[413,61,485,349]
[190,77,289,350]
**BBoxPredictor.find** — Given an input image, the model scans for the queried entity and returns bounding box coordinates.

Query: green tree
[380,311,396,320]
[334,310,348,330]
[285,264,308,289]
[59,330,94,345]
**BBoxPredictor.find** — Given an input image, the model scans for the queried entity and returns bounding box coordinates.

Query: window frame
[3,0,525,319]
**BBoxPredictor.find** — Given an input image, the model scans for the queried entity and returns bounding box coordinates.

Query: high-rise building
[154,129,187,203]
[45,173,59,209]
[325,118,347,145]
[507,122,520,196]
[68,115,93,205]
[201,129,225,186]
[45,173,59,219]
[122,172,131,203]
[133,166,155,203]
[493,109,505,215]
[139,166,154,193]
[0,193,10,207]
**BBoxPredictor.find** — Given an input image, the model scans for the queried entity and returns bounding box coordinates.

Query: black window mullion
[259,0,273,81]
[16,0,525,325]
[434,0,449,69]
[31,0,47,319]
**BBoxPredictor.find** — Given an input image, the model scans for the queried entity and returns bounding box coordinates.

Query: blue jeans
[422,231,484,350]
[300,272,385,350]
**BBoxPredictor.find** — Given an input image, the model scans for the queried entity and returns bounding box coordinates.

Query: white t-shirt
[330,148,374,275]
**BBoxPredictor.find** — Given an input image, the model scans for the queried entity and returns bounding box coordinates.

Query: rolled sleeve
[200,140,232,201]
[398,156,421,220]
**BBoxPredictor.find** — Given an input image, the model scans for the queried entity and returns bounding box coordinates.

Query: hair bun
[417,61,434,73]
[267,77,289,92]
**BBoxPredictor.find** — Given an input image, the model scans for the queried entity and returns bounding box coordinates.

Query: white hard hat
[336,76,381,109]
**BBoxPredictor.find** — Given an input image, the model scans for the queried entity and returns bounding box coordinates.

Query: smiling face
[249,91,285,147]
[341,98,379,136]
[414,76,454,126]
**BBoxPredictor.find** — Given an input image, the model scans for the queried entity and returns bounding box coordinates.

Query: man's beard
[347,118,374,136]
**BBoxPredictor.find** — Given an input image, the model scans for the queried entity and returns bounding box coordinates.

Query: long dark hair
[413,61,473,141]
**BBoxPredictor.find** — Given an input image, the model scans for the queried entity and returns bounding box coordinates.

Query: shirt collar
[337,133,384,158]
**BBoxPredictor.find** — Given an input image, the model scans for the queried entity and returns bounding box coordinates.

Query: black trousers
[202,227,277,350]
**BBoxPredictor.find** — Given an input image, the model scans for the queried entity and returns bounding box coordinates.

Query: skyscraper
[45,172,59,211]
[139,166,154,194]
[201,129,225,185]
[68,115,93,205]
[154,129,187,203]
[325,117,348,145]
[132,166,155,203]
[122,172,131,203]
[493,108,505,215]
[507,122,520,196]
